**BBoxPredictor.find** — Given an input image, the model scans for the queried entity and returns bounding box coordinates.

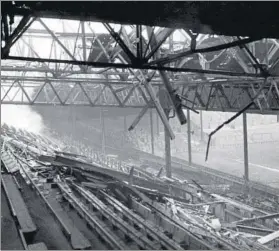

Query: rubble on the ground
[1,124,278,250]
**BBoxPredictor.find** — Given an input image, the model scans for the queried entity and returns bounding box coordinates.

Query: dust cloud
[1,86,45,134]
[1,105,45,134]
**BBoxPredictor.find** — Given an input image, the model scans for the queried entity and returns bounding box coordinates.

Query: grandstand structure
[1,2,279,177]
[1,2,279,178]
[1,2,279,250]
[2,2,279,180]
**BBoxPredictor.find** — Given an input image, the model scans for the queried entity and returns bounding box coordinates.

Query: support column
[81,21,87,62]
[187,109,192,165]
[100,108,106,156]
[123,115,127,146]
[243,112,249,181]
[157,87,173,178]
[150,109,154,154]
[71,106,76,140]
[200,110,204,142]
[277,114,279,123]
[164,111,172,178]
[124,115,127,131]
[156,112,160,136]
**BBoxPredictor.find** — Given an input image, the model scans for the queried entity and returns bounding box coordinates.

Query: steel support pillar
[124,115,127,132]
[277,114,279,123]
[187,109,192,165]
[164,110,172,178]
[81,21,87,62]
[150,109,155,154]
[156,112,160,136]
[71,106,76,139]
[100,108,106,156]
[200,110,204,142]
[123,115,127,146]
[243,112,249,181]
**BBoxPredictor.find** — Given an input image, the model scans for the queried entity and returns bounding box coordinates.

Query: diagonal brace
[148,37,261,66]
[2,15,33,57]
[38,18,87,72]
[103,23,137,64]
[145,28,174,62]
[128,103,150,131]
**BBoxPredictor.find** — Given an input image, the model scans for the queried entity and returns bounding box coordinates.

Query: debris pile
[1,124,278,250]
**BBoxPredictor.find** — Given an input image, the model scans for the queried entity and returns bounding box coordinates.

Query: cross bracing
[1,18,279,115]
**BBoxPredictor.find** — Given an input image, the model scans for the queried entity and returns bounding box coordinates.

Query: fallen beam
[237,225,274,234]
[258,230,279,245]
[53,154,195,201]
[233,213,279,225]
[180,201,226,208]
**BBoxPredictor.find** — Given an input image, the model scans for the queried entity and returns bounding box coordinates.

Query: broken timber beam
[233,213,279,225]
[258,230,279,245]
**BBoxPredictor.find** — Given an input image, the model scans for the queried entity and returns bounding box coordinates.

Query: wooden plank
[1,188,25,250]
[81,182,107,190]
[258,230,279,245]
[212,193,256,212]
[237,225,274,234]
[45,189,91,250]
[234,213,279,225]
[1,174,37,234]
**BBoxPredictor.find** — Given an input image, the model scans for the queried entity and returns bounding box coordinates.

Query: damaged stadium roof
[2,1,279,39]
